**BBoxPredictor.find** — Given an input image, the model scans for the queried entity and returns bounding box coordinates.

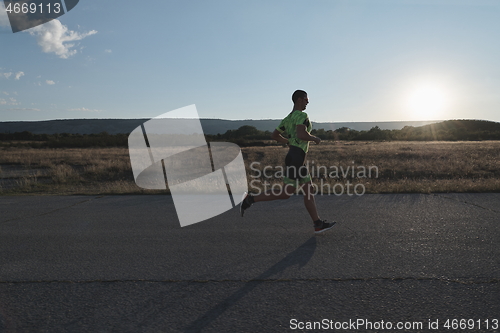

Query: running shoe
[314,220,336,234]
[240,192,254,217]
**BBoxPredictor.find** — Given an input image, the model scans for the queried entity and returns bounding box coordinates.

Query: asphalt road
[0,193,499,332]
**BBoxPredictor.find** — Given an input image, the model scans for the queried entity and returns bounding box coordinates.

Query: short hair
[292,90,307,103]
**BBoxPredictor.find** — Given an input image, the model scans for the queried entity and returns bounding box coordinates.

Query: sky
[1,0,499,123]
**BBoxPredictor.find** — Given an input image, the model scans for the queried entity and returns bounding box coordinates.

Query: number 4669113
[5,2,61,14]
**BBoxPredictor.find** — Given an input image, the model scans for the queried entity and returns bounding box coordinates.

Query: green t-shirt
[276,110,312,153]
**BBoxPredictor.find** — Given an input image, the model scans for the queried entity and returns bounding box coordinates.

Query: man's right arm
[296,125,321,144]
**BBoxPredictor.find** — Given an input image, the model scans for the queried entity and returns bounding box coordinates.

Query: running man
[240,90,336,234]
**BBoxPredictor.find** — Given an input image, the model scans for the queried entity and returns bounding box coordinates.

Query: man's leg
[300,181,320,221]
[253,184,295,202]
[240,184,295,216]
[300,180,336,234]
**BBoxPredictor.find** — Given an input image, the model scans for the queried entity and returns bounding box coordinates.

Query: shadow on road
[184,236,317,332]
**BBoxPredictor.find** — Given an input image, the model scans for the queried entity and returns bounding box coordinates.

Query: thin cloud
[68,107,102,112]
[0,98,19,105]
[29,20,97,59]
[1,71,24,80]
[104,49,112,53]
[6,108,41,111]
[46,80,55,85]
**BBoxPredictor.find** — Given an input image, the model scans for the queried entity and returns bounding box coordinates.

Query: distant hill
[0,118,441,135]
[394,119,500,141]
[418,119,500,133]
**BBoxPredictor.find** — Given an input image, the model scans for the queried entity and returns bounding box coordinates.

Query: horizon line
[2,118,497,123]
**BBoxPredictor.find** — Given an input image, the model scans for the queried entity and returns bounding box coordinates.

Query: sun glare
[405,83,449,120]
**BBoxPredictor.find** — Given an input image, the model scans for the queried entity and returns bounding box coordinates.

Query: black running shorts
[284,145,312,185]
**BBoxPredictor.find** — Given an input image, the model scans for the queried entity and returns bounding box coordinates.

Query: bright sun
[406,84,449,120]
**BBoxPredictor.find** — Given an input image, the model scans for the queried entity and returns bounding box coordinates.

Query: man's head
[292,90,308,111]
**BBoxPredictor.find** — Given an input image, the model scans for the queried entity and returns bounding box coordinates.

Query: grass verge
[0,141,499,195]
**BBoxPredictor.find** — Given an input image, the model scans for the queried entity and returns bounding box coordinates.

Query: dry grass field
[1,141,499,195]
[245,141,500,195]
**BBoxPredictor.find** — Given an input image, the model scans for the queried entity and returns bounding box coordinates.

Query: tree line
[0,132,129,148]
[206,120,500,144]
[1,120,499,148]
